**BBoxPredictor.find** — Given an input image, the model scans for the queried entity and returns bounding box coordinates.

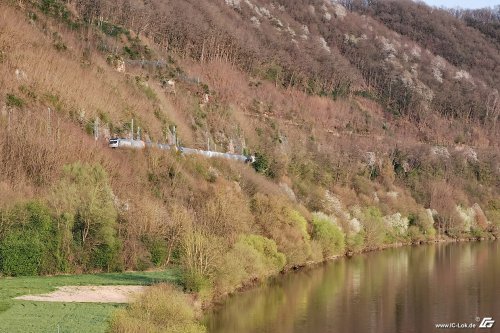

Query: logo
[479,317,495,329]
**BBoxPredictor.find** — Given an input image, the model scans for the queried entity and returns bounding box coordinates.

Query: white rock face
[387,191,399,199]
[365,152,376,167]
[259,7,271,18]
[279,182,296,201]
[431,146,450,159]
[463,147,478,162]
[271,17,283,28]
[250,16,260,27]
[115,58,125,73]
[15,68,28,81]
[244,0,256,12]
[319,36,330,52]
[225,0,241,9]
[411,45,421,58]
[333,3,347,19]
[344,34,361,45]
[454,70,471,80]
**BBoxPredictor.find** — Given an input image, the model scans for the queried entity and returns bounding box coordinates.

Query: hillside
[0,0,499,331]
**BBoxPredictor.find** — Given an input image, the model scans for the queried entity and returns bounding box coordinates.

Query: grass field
[0,270,180,333]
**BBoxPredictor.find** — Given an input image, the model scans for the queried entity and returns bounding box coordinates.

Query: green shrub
[407,225,425,243]
[239,234,286,274]
[251,194,312,267]
[0,231,43,276]
[346,232,365,253]
[91,242,122,272]
[181,270,211,293]
[214,247,247,295]
[100,22,127,37]
[485,200,500,231]
[215,235,285,295]
[253,153,270,176]
[0,201,64,276]
[148,238,168,267]
[411,210,436,239]
[6,94,24,108]
[51,163,119,271]
[361,207,386,249]
[109,284,206,333]
[311,212,346,258]
[310,240,324,262]
[141,84,157,101]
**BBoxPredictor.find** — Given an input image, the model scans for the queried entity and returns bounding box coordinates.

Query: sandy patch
[15,285,146,303]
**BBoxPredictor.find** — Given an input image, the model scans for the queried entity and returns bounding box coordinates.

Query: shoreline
[205,233,498,309]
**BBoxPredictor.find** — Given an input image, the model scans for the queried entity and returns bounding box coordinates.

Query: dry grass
[0,5,163,139]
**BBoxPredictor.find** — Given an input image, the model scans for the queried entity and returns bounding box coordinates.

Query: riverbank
[203,232,498,310]
[204,240,500,333]
[0,234,496,333]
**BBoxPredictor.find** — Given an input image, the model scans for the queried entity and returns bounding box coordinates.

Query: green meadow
[0,270,179,333]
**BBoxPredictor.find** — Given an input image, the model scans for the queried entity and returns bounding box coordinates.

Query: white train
[108,138,255,163]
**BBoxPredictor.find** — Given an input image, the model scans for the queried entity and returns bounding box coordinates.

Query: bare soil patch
[15,285,146,303]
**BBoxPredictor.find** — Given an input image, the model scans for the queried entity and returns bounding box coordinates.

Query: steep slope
[0,0,498,302]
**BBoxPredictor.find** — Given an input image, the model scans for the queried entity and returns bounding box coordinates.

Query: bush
[198,186,253,243]
[182,270,211,294]
[407,225,425,243]
[109,284,206,333]
[361,207,386,249]
[0,201,64,276]
[252,194,313,267]
[0,231,43,276]
[214,235,285,295]
[51,163,119,271]
[238,234,286,276]
[311,212,346,259]
[91,242,122,272]
[6,94,24,108]
[310,240,324,262]
[147,238,169,267]
[252,152,271,176]
[353,175,375,197]
[346,232,365,253]
[409,210,436,239]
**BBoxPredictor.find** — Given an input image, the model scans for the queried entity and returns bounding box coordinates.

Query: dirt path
[15,285,146,303]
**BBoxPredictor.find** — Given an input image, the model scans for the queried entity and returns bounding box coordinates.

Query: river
[205,241,500,333]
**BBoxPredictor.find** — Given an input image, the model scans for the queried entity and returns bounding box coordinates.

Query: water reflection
[206,241,500,333]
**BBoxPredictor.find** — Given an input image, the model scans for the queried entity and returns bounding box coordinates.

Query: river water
[205,241,500,333]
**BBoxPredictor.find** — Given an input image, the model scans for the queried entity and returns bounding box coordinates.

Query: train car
[108,138,146,149]
[109,138,254,163]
